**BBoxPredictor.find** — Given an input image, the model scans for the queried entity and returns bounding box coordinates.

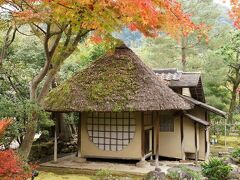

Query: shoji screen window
[87,112,136,151]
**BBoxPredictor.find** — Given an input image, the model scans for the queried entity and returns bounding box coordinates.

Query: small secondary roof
[154,68,205,102]
[180,95,226,118]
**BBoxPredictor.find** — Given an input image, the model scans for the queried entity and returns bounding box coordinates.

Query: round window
[87,112,136,151]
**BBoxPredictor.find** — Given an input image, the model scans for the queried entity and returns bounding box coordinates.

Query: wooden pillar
[54,114,58,162]
[194,122,198,164]
[180,114,185,160]
[141,112,145,161]
[155,111,160,169]
[205,126,210,160]
[77,112,82,157]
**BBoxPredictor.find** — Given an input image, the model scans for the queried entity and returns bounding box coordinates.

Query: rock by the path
[136,160,151,168]
[144,168,166,180]
[229,164,240,180]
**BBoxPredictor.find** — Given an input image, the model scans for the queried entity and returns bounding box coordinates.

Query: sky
[214,0,231,8]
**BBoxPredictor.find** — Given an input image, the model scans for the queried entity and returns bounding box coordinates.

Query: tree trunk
[227,85,238,124]
[181,36,187,71]
[238,90,240,105]
[18,112,38,160]
[18,25,89,160]
[56,113,72,141]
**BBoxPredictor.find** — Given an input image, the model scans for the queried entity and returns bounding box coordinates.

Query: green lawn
[217,136,240,148]
[210,135,240,156]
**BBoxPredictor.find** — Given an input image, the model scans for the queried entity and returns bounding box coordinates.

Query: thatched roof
[43,45,193,112]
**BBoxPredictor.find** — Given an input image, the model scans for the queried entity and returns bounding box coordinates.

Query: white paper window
[87,112,136,151]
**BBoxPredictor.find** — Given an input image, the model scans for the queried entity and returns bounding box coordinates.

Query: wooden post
[180,114,185,160]
[77,112,82,157]
[141,112,145,161]
[54,116,58,162]
[155,111,160,169]
[224,117,227,150]
[194,122,198,164]
[205,126,210,160]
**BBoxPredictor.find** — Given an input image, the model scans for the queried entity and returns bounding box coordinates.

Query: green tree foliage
[133,1,234,113]
[0,31,113,148]
[0,33,52,147]
[219,31,240,124]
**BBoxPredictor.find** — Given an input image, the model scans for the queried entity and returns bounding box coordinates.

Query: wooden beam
[77,112,82,157]
[155,111,160,169]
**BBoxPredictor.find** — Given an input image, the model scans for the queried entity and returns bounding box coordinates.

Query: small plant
[95,169,114,180]
[167,166,202,180]
[201,157,233,180]
[167,171,179,180]
[231,148,240,164]
[179,166,202,180]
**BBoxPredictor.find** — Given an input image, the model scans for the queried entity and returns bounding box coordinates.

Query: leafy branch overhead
[0,0,205,38]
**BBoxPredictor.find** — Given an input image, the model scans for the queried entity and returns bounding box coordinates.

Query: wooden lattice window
[160,114,174,132]
[87,112,136,151]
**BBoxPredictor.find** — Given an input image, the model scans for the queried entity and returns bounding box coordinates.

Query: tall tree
[134,0,225,70]
[0,0,200,159]
[220,31,240,124]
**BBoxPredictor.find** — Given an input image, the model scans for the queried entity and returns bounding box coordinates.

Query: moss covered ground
[35,171,91,180]
[35,172,92,180]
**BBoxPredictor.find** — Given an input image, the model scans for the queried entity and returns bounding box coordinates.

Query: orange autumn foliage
[0,150,32,180]
[0,0,205,40]
[229,0,240,29]
[0,118,12,137]
[0,119,33,180]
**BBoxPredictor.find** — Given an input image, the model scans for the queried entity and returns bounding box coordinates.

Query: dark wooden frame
[76,112,82,157]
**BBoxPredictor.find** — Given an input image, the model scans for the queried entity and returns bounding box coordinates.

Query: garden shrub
[201,157,233,180]
[231,148,240,162]
[0,118,34,180]
[0,149,32,180]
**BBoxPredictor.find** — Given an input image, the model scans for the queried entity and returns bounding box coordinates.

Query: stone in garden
[136,160,151,168]
[144,168,166,180]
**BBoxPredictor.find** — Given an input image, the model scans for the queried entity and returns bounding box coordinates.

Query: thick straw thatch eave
[43,45,193,112]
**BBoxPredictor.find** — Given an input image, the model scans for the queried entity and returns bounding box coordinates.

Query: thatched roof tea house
[44,45,225,166]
